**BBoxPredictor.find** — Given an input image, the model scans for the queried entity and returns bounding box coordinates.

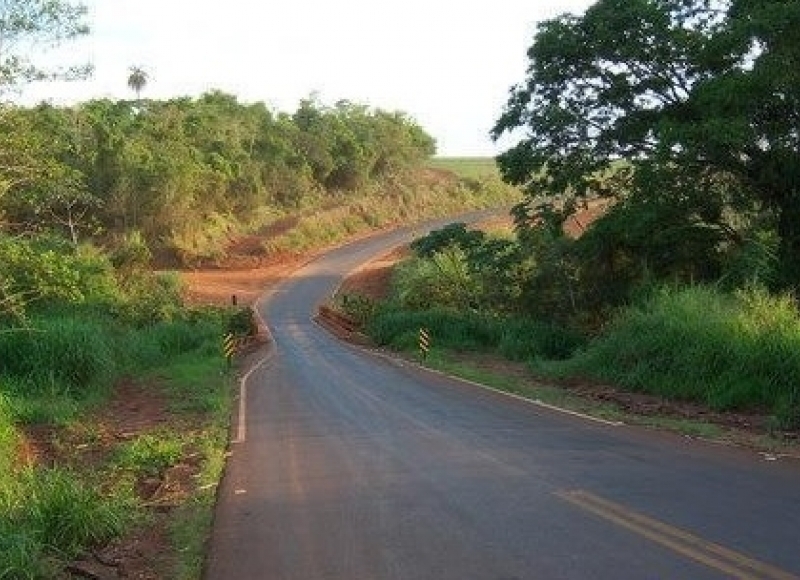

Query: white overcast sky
[21,0,594,156]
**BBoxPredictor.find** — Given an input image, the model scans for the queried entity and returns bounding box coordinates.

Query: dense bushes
[0,235,118,311]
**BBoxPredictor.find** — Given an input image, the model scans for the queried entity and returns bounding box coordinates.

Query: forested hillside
[0,93,438,263]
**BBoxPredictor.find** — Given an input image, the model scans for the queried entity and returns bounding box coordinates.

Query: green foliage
[112,270,184,325]
[338,294,377,325]
[498,318,586,362]
[545,285,800,427]
[367,305,585,361]
[0,234,118,310]
[109,230,152,272]
[410,222,485,258]
[0,277,26,325]
[0,302,224,423]
[1,93,440,264]
[0,468,136,575]
[114,433,184,478]
[368,307,499,352]
[404,223,531,314]
[0,393,17,476]
[720,228,779,289]
[227,307,256,337]
[494,0,800,292]
[0,313,116,393]
[392,249,480,312]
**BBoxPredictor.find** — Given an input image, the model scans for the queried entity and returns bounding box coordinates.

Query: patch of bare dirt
[16,379,206,579]
[181,257,306,306]
[338,246,410,301]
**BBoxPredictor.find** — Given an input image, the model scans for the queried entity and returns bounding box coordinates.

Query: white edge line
[232,297,274,444]
[310,317,623,429]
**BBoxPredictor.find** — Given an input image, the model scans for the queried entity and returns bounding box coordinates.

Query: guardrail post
[419,327,430,361]
[223,332,236,367]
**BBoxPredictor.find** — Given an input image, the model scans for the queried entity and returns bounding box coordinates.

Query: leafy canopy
[493,0,800,291]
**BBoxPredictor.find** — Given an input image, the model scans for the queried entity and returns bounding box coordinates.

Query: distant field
[427,156,499,179]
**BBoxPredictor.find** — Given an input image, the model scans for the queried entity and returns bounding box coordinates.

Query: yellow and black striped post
[419,327,431,360]
[223,332,236,366]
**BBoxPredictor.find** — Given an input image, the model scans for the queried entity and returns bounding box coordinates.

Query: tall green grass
[0,317,115,394]
[539,285,800,426]
[368,307,585,361]
[0,468,137,578]
[0,308,229,404]
[0,391,17,475]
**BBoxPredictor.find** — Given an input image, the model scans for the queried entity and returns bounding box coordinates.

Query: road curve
[206,221,800,580]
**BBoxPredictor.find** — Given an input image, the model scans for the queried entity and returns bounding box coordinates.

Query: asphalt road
[206,223,800,580]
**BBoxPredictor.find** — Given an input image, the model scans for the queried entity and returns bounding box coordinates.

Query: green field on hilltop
[427,157,499,179]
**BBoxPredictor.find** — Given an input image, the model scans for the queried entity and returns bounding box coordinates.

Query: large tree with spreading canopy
[493,0,800,291]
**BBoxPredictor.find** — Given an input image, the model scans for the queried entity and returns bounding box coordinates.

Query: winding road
[206,221,800,580]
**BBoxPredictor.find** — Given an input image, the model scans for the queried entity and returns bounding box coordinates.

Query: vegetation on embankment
[0,94,520,267]
[261,167,519,257]
[339,221,800,435]
[0,235,243,578]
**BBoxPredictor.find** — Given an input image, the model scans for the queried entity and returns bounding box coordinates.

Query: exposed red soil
[337,246,410,301]
[15,379,205,579]
[181,258,304,306]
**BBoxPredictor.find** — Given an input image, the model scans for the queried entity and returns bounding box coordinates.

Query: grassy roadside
[385,347,798,455]
[0,307,238,579]
[332,224,800,455]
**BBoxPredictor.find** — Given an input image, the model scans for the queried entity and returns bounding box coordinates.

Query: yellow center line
[557,489,799,580]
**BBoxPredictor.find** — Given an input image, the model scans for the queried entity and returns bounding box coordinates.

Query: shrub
[113,270,185,325]
[227,307,257,337]
[338,293,377,325]
[0,235,118,311]
[410,222,485,257]
[391,249,480,311]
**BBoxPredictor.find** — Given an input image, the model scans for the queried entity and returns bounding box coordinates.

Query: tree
[127,66,147,101]
[0,0,91,93]
[493,0,800,292]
